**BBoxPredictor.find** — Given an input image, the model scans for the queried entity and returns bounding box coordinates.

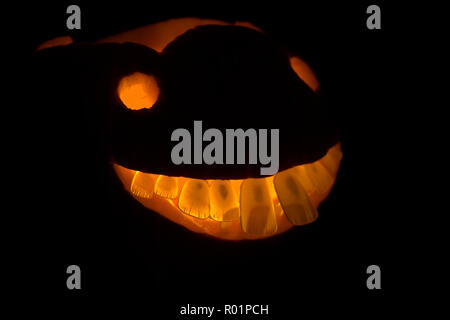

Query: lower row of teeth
[130,160,336,236]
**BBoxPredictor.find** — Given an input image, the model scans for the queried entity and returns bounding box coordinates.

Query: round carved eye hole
[118,72,160,110]
[289,56,319,93]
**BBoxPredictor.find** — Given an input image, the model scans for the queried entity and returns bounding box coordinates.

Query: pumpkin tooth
[240,178,277,235]
[320,143,343,177]
[209,180,239,221]
[178,179,210,219]
[154,175,179,199]
[130,171,155,199]
[273,168,318,225]
[297,162,334,198]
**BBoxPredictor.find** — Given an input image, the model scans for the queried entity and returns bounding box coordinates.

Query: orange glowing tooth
[274,168,318,225]
[320,143,343,177]
[178,179,210,219]
[302,162,334,197]
[154,175,179,199]
[240,178,277,235]
[209,180,239,221]
[130,171,155,199]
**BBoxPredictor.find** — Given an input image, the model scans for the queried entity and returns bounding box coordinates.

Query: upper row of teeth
[130,160,335,236]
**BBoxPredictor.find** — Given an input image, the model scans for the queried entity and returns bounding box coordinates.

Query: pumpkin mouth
[113,142,342,240]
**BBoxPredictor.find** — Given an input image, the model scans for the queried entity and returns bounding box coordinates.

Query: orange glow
[113,143,342,240]
[98,18,253,53]
[118,72,160,110]
[289,56,319,92]
[36,36,73,51]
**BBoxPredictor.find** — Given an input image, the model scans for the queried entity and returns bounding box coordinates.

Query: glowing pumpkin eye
[118,72,160,110]
[289,56,319,92]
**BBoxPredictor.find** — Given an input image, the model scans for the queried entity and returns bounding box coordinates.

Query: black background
[16,0,413,316]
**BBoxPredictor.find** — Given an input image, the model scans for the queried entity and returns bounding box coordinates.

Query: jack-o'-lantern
[36,18,342,240]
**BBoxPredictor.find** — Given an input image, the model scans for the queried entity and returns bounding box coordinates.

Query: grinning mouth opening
[113,142,342,240]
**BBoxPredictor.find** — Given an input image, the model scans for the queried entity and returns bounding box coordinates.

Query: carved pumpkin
[35,18,342,240]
